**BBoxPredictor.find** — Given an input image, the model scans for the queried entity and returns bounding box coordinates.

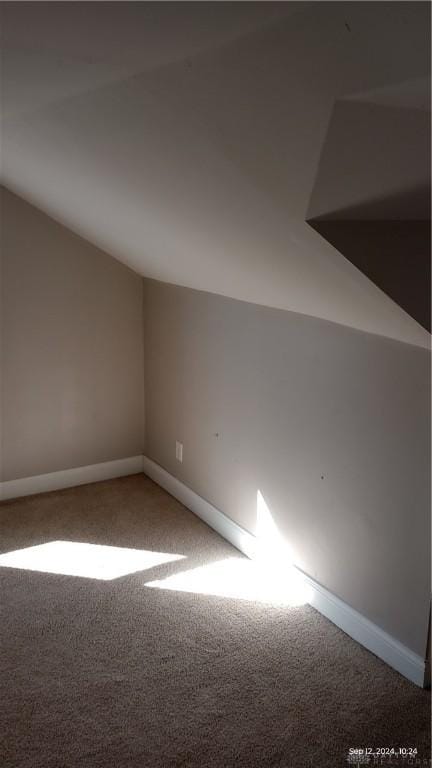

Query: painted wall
[2,2,430,349]
[143,278,431,657]
[0,187,145,482]
[307,98,430,221]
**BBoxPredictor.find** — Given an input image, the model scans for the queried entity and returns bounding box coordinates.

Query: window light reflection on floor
[0,541,185,580]
[146,489,312,607]
[145,557,312,606]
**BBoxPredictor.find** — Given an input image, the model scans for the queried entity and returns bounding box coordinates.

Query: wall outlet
[175,441,183,463]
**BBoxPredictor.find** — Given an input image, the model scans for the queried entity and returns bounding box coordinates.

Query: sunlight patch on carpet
[0,541,185,580]
[145,557,312,606]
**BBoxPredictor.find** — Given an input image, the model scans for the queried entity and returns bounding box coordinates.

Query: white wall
[0,187,145,482]
[143,278,431,658]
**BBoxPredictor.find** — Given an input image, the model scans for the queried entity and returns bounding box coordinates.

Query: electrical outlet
[176,441,183,463]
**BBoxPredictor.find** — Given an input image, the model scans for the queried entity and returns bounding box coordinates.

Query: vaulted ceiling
[1,1,430,348]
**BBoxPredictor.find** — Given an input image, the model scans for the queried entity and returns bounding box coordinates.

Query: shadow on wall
[307,216,431,332]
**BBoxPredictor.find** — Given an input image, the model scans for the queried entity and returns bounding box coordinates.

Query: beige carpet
[0,474,430,767]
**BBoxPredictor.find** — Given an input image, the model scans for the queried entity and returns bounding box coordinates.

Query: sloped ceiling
[307,93,430,330]
[1,1,430,348]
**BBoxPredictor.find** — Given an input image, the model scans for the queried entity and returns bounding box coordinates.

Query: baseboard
[0,456,144,501]
[303,571,426,688]
[2,454,426,686]
[143,456,256,559]
[142,455,427,688]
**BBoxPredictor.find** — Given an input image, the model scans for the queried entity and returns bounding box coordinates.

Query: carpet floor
[0,474,430,768]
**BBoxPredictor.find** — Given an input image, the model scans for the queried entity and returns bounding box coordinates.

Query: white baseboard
[142,455,427,688]
[143,456,256,560]
[304,571,427,688]
[2,453,426,687]
[0,456,144,501]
